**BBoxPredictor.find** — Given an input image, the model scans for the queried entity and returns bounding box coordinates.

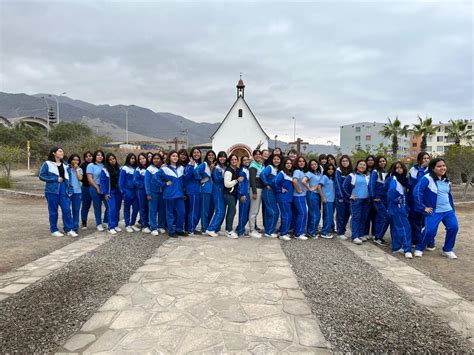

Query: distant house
[211,78,269,158]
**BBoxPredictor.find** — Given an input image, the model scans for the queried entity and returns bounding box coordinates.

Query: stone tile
[283,299,313,316]
[99,295,132,311]
[81,311,117,332]
[83,329,128,353]
[63,334,96,351]
[241,316,294,342]
[294,316,328,348]
[0,283,30,294]
[241,303,281,320]
[223,333,249,351]
[109,310,151,329]
[177,327,223,354]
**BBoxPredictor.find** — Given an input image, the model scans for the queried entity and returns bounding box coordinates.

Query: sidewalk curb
[0,188,44,199]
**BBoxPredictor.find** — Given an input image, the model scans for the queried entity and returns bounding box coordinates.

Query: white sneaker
[320,234,334,239]
[360,236,369,242]
[392,248,404,254]
[142,227,151,233]
[405,252,413,259]
[158,228,166,234]
[97,225,105,232]
[207,230,218,237]
[132,226,141,232]
[352,238,363,245]
[108,229,117,235]
[295,235,308,240]
[151,230,159,236]
[338,235,348,240]
[414,250,423,257]
[279,235,291,241]
[115,227,122,232]
[51,231,64,237]
[250,231,262,239]
[441,251,458,259]
[81,226,88,230]
[125,226,134,233]
[264,233,278,238]
[225,231,238,239]
[67,231,78,237]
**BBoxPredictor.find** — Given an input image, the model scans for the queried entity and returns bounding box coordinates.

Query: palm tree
[380,116,409,158]
[412,115,436,151]
[446,119,472,145]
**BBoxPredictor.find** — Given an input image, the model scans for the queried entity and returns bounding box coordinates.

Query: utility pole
[48,92,66,124]
[123,108,129,145]
[292,116,296,142]
[274,135,278,149]
[27,140,30,171]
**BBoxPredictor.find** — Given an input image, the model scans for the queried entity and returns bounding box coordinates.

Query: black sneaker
[169,233,178,238]
[307,234,319,239]
[374,239,387,246]
[177,231,188,237]
[426,244,436,251]
[195,230,203,235]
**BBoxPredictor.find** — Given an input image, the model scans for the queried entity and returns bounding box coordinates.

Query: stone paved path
[344,240,474,349]
[0,232,108,301]
[59,237,331,354]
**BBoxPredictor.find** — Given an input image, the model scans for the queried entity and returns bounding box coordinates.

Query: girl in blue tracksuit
[145,153,164,236]
[413,158,458,259]
[236,155,251,237]
[206,151,228,237]
[387,161,413,258]
[318,163,336,238]
[119,153,139,233]
[157,150,186,237]
[79,151,93,229]
[39,146,75,237]
[100,153,122,234]
[292,156,308,240]
[365,154,376,237]
[184,148,202,235]
[343,160,370,244]
[67,154,83,232]
[303,159,322,238]
[275,158,294,241]
[335,155,352,240]
[86,150,106,231]
[369,156,390,244]
[408,151,430,247]
[260,154,281,237]
[133,153,150,232]
[194,150,216,233]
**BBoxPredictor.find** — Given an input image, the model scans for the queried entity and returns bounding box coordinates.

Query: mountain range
[0,91,336,153]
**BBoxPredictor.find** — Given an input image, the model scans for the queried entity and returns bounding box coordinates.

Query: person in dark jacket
[79,151,93,229]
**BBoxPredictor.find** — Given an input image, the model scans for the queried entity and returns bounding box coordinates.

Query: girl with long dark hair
[318,163,336,238]
[194,150,216,233]
[67,154,83,233]
[369,156,390,244]
[365,154,377,237]
[274,158,294,241]
[86,150,106,231]
[39,147,75,237]
[206,151,228,237]
[292,156,308,240]
[222,154,244,238]
[100,153,122,234]
[145,153,164,236]
[387,161,412,258]
[303,159,322,238]
[260,154,281,237]
[248,149,264,238]
[236,155,251,237]
[335,155,352,240]
[413,158,458,259]
[119,153,140,233]
[79,151,93,229]
[133,153,150,233]
[184,147,202,235]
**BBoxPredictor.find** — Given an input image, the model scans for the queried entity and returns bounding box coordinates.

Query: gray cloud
[0,0,472,144]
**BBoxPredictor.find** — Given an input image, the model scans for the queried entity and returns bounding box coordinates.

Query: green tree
[444,145,474,198]
[412,115,436,151]
[446,119,472,146]
[380,116,409,159]
[0,145,24,180]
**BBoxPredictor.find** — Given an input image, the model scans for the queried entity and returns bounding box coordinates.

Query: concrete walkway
[60,237,331,354]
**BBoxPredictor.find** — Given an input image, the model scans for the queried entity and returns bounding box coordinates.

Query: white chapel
[211,78,269,157]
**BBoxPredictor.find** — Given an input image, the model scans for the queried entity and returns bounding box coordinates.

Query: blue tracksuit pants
[321,202,335,235]
[336,199,351,235]
[70,193,82,231]
[306,192,321,236]
[136,187,149,228]
[81,185,92,226]
[45,182,73,233]
[165,198,185,234]
[148,192,160,231]
[390,213,412,252]
[373,201,390,240]
[186,193,201,233]
[416,210,458,252]
[236,195,250,236]
[123,190,139,227]
[200,193,214,232]
[293,196,307,237]
[89,186,105,226]
[409,211,424,245]
[350,198,370,239]
[364,201,376,236]
[278,199,292,236]
[262,188,279,235]
[208,191,225,232]
[104,189,122,229]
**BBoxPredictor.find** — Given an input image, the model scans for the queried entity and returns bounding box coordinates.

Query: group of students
[39,146,459,259]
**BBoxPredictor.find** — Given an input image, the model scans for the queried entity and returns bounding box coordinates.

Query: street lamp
[48,92,66,124]
[123,108,129,145]
[292,116,296,142]
[274,135,278,149]
[41,96,50,131]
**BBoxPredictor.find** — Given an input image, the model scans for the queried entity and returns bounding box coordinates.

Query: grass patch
[0,176,13,188]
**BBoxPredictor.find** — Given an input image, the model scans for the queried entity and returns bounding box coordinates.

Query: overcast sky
[0,0,472,144]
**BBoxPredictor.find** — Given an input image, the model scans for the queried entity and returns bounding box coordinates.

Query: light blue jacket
[39,160,70,195]
[144,165,162,195]
[414,174,454,214]
[194,162,213,194]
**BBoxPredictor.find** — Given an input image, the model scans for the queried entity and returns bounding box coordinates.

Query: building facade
[426,120,474,156]
[339,122,410,157]
[211,79,269,158]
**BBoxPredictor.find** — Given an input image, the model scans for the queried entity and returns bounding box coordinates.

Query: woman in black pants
[223,154,244,238]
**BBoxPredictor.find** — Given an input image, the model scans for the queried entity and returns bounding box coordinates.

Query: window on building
[438,127,443,132]
[355,136,361,141]
[426,146,432,151]
[355,127,361,132]
[437,146,444,152]
[437,136,444,142]
[238,109,243,117]
[468,125,472,130]
[412,143,417,147]
[427,136,432,142]
[366,135,371,141]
